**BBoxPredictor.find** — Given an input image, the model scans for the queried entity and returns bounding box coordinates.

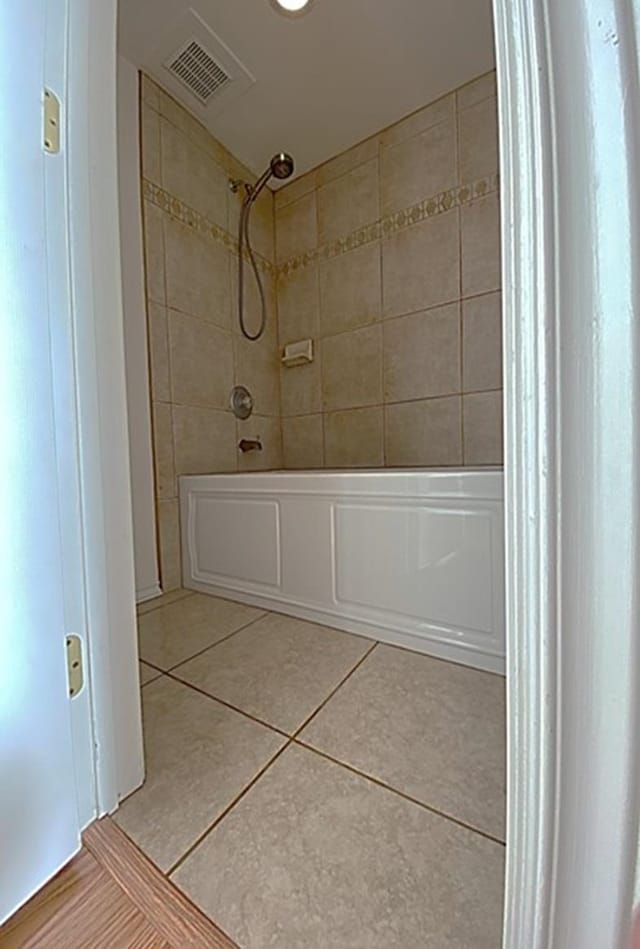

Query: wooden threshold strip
[83,818,238,949]
[0,817,238,949]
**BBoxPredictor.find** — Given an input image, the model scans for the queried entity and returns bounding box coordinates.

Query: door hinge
[65,635,84,697]
[43,88,60,154]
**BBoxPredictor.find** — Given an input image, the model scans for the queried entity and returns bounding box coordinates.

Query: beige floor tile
[173,612,372,733]
[139,661,162,686]
[136,589,193,616]
[301,644,506,839]
[172,743,504,949]
[114,677,285,873]
[138,593,265,670]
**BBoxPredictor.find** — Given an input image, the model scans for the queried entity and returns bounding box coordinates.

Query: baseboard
[135,583,162,604]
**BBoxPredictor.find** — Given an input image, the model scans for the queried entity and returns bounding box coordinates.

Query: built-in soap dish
[282,338,313,367]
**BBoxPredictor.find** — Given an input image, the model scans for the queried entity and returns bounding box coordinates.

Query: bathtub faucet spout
[239,438,263,453]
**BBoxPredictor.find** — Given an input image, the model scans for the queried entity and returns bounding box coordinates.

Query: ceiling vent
[145,8,255,119]
[164,39,230,106]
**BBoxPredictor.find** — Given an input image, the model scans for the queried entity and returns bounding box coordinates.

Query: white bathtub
[180,468,505,674]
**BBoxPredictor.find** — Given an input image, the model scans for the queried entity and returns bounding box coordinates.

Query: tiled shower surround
[140,76,281,589]
[276,71,502,468]
[139,71,502,588]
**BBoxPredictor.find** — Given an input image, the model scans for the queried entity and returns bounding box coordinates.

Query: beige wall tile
[463,390,503,465]
[147,302,170,402]
[319,243,381,337]
[141,103,161,184]
[385,397,462,466]
[318,159,379,244]
[172,404,237,475]
[324,407,384,468]
[381,119,457,216]
[383,303,460,403]
[382,209,460,318]
[458,97,499,182]
[234,335,281,417]
[158,498,181,591]
[461,194,501,297]
[322,324,382,411]
[168,311,233,409]
[277,265,320,345]
[275,192,317,264]
[160,118,228,230]
[380,94,454,148]
[237,416,283,471]
[462,292,502,392]
[152,402,176,499]
[316,135,379,187]
[280,359,322,417]
[282,415,324,469]
[140,72,160,111]
[457,71,497,111]
[275,169,318,211]
[164,216,231,329]
[143,201,165,304]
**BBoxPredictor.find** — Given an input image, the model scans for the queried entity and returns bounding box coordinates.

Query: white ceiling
[118,0,495,183]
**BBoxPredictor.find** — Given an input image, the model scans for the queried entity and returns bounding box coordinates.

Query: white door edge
[66,0,145,815]
[495,0,640,946]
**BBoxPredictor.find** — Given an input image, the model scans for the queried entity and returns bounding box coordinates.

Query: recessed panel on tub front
[191,494,281,588]
[333,502,502,638]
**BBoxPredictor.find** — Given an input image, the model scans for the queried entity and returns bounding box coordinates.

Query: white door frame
[495,0,640,946]
[57,0,640,941]
[65,0,144,816]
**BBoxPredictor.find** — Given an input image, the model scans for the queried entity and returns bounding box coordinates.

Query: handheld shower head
[270,152,294,180]
[246,152,295,204]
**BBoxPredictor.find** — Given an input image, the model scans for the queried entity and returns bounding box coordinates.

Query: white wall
[117,55,161,602]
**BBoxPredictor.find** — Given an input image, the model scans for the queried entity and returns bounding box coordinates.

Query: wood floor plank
[1,850,99,948]
[1,817,233,949]
[83,818,238,949]
[0,848,168,949]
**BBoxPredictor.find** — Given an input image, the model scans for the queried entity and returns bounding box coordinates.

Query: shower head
[270,152,294,180]
[245,152,295,204]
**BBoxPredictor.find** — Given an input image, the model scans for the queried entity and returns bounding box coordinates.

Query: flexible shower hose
[238,191,268,341]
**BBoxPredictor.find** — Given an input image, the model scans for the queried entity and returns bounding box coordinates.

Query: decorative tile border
[142,172,498,283]
[277,173,499,279]
[142,179,276,278]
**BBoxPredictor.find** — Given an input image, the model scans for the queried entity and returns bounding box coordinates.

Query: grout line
[308,287,502,343]
[456,94,466,464]
[278,388,504,425]
[136,590,196,616]
[293,738,506,848]
[165,670,291,739]
[150,286,501,346]
[291,641,378,738]
[165,611,270,673]
[377,133,387,466]
[166,740,292,878]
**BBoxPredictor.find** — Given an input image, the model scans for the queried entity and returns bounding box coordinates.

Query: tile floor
[118,589,506,949]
